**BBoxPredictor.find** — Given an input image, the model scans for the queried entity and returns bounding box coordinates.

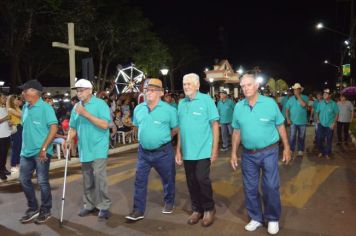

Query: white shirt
[0,107,11,138]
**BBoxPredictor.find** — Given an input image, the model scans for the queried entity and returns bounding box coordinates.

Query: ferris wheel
[114,64,145,94]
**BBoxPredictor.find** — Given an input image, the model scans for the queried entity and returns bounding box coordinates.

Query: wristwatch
[41,147,46,152]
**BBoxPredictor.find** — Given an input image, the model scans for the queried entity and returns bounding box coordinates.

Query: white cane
[60,138,71,226]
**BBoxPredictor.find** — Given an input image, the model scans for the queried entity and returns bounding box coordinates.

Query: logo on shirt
[153,121,162,124]
[33,121,41,125]
[193,112,202,116]
[259,118,270,122]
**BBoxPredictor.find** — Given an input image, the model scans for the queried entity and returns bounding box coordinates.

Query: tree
[267,78,289,95]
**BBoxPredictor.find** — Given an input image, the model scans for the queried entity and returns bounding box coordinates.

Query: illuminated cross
[52,23,89,97]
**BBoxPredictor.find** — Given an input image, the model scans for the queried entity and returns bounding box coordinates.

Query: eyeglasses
[76,88,89,93]
[145,88,162,93]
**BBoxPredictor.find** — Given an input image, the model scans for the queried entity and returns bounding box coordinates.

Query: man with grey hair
[230,72,291,235]
[63,79,112,220]
[176,73,219,227]
[18,80,58,224]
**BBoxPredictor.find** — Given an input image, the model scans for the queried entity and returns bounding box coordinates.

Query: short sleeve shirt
[316,99,339,127]
[133,100,178,150]
[69,96,110,162]
[217,98,235,124]
[178,92,219,160]
[337,101,354,123]
[285,95,309,125]
[21,99,58,157]
[232,95,284,150]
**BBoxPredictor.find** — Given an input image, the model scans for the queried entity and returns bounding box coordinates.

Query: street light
[315,22,348,37]
[209,78,214,96]
[323,60,340,70]
[0,81,4,92]
[237,66,243,74]
[160,68,169,90]
[256,76,264,84]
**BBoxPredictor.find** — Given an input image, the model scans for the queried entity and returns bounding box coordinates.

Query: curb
[4,143,139,182]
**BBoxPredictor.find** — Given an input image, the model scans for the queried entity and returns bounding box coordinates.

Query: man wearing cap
[63,79,112,220]
[230,73,291,235]
[176,73,219,227]
[285,83,309,158]
[217,90,235,151]
[125,78,178,221]
[18,80,58,224]
[316,89,339,159]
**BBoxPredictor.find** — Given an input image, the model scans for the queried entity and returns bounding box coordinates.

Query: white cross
[52,23,89,97]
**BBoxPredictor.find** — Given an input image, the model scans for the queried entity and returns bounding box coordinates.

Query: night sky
[131,0,351,92]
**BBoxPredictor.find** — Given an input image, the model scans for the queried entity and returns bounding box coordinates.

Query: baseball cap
[18,80,43,91]
[71,79,93,89]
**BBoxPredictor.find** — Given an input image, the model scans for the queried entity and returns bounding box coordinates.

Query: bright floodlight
[160,68,169,75]
[324,60,329,64]
[0,81,4,86]
[256,76,264,84]
[204,67,209,72]
[209,78,214,83]
[344,40,350,45]
[316,23,323,30]
[237,66,243,74]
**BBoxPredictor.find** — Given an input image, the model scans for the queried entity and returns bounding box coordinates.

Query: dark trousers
[0,136,10,172]
[19,156,52,212]
[337,122,350,143]
[134,143,175,213]
[183,158,214,213]
[317,124,334,155]
[241,146,281,222]
[10,125,22,167]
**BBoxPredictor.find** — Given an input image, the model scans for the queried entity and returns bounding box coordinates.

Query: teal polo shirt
[316,99,339,127]
[69,96,110,163]
[217,98,235,124]
[168,102,178,109]
[285,95,309,125]
[178,92,219,160]
[232,95,285,150]
[133,100,178,150]
[312,100,321,121]
[280,96,289,118]
[21,98,58,158]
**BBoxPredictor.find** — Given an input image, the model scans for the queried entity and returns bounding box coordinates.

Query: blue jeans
[316,124,333,155]
[289,124,306,152]
[10,125,22,167]
[221,123,232,148]
[133,143,175,213]
[19,156,52,212]
[241,146,281,222]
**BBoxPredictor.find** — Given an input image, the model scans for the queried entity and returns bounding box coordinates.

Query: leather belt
[142,142,171,152]
[243,142,279,154]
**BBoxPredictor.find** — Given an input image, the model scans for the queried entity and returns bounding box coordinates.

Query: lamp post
[160,68,169,91]
[209,78,214,97]
[0,81,4,92]
[315,22,348,37]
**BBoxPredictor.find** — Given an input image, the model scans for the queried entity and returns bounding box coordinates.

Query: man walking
[125,78,178,221]
[18,80,58,224]
[64,79,112,220]
[217,90,235,151]
[316,89,339,159]
[336,93,354,146]
[176,73,219,227]
[285,83,308,158]
[230,73,291,235]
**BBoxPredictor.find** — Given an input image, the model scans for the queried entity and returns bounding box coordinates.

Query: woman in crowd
[0,93,11,180]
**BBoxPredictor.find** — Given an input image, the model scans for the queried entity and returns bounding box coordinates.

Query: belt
[243,142,279,154]
[141,142,171,152]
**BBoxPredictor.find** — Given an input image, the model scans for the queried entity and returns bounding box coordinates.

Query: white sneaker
[268,221,279,235]
[245,220,262,231]
[297,151,303,156]
[10,167,19,173]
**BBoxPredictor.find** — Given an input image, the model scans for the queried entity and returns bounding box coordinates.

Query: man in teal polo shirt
[18,80,58,224]
[217,90,235,151]
[64,79,111,220]
[286,83,309,158]
[316,88,339,159]
[230,72,291,235]
[310,92,323,143]
[125,78,178,222]
[176,73,219,227]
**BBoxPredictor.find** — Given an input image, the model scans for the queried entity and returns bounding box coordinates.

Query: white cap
[71,79,93,89]
[292,83,303,90]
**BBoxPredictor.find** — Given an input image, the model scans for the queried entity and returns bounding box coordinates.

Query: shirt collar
[184,91,202,102]
[243,94,263,106]
[27,98,44,108]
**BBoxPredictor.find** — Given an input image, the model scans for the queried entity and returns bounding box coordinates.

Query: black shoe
[162,203,174,214]
[4,169,11,176]
[78,207,96,217]
[19,209,39,223]
[34,209,51,224]
[125,210,144,221]
[0,173,7,181]
[98,209,110,220]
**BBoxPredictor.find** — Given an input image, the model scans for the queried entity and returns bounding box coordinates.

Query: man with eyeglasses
[126,78,178,222]
[63,79,112,220]
[18,80,58,224]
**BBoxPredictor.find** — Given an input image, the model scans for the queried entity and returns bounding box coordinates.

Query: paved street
[1,127,356,236]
